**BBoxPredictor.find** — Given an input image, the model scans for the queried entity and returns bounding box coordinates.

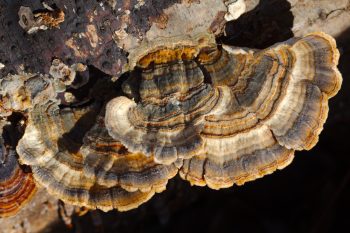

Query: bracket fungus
[105,32,341,189]
[0,121,36,218]
[14,70,177,211]
[0,28,342,214]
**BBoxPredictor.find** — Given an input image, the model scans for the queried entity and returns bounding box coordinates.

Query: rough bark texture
[0,0,227,77]
[1,0,350,233]
[0,0,126,76]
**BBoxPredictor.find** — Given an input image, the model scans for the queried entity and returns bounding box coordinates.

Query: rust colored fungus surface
[0,122,36,218]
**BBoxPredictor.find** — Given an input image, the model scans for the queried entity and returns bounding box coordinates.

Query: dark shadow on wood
[57,71,119,154]
[218,0,294,49]
[57,103,101,154]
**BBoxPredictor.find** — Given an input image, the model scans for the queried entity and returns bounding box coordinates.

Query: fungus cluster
[0,31,342,215]
[106,32,341,189]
